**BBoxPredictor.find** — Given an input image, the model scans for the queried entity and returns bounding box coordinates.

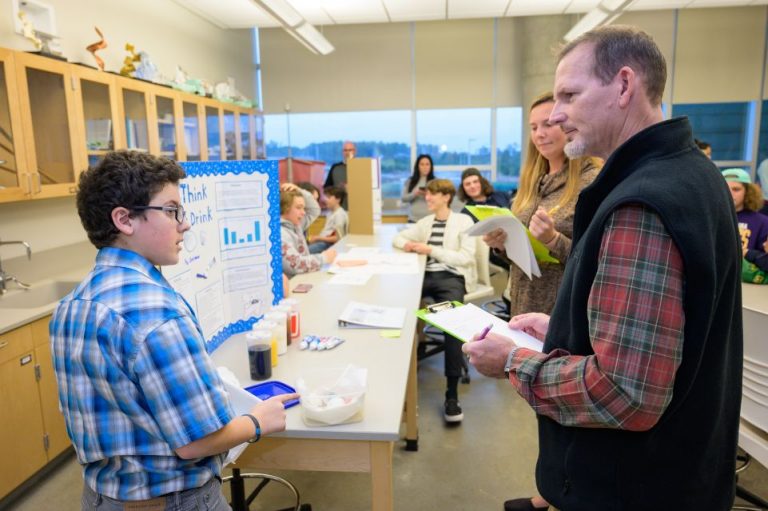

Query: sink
[0,280,79,309]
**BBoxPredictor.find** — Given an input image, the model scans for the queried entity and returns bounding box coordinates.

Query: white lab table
[211,224,422,511]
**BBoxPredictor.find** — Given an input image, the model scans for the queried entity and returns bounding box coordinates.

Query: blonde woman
[483,92,601,511]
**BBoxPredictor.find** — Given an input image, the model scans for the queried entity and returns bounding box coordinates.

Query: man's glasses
[132,205,186,224]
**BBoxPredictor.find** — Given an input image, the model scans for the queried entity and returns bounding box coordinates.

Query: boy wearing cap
[722,168,768,272]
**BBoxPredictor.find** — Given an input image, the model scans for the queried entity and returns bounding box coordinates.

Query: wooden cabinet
[0,316,70,500]
[0,46,262,204]
[14,51,83,199]
[0,317,62,500]
[71,65,123,168]
[0,49,30,202]
[30,316,70,459]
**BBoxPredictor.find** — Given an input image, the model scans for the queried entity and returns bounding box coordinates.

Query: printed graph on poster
[162,160,282,352]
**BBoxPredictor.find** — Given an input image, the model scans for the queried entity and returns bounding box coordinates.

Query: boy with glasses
[50,150,296,510]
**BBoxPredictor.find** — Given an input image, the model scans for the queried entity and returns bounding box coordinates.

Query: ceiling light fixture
[563,0,635,42]
[251,0,334,55]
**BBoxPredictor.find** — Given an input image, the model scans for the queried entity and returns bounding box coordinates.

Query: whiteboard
[163,160,282,352]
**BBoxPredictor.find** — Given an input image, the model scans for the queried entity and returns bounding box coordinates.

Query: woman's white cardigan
[392,211,477,293]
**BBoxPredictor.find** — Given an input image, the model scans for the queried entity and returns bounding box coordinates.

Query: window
[496,107,523,185]
[756,100,768,194]
[264,110,411,201]
[416,108,491,167]
[672,102,753,161]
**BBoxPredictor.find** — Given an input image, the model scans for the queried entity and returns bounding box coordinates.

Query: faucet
[0,240,32,294]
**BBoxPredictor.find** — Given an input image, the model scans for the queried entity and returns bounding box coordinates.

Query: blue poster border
[180,160,282,352]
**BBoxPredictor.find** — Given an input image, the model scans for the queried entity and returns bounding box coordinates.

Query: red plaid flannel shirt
[508,204,685,431]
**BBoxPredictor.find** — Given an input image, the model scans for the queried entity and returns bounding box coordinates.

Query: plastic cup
[280,298,301,340]
[246,331,272,381]
[251,324,278,367]
[263,311,288,355]
[272,304,294,345]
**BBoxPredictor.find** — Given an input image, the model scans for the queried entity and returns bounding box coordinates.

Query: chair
[224,468,312,511]
[418,238,500,383]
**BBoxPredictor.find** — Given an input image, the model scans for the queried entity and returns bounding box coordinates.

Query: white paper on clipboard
[218,367,262,466]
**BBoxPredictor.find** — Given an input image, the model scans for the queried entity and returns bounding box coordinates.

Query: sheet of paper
[327,273,372,286]
[339,301,407,329]
[217,368,261,465]
[423,303,543,352]
[329,252,420,275]
[465,216,541,279]
[344,247,380,257]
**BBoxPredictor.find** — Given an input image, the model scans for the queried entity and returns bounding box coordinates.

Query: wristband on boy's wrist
[243,414,261,443]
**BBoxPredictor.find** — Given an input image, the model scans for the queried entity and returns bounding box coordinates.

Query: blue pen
[478,323,493,340]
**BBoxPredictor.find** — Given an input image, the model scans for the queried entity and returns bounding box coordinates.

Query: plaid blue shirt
[50,247,235,500]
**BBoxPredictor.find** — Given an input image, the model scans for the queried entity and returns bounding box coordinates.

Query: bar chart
[219,216,267,260]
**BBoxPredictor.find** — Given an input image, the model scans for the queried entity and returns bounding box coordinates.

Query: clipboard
[415,301,544,352]
[415,301,467,341]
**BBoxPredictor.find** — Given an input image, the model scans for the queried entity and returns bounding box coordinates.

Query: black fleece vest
[537,118,743,511]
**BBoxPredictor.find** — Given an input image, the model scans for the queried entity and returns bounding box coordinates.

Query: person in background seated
[308,186,348,254]
[393,179,477,424]
[401,154,436,223]
[695,138,712,159]
[722,168,768,273]
[51,150,296,510]
[281,182,336,276]
[324,140,356,209]
[483,91,600,511]
[458,167,510,221]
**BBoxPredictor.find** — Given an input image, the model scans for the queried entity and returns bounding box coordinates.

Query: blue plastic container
[244,380,300,408]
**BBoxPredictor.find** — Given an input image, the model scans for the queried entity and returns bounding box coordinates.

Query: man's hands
[462,332,516,378]
[462,313,550,378]
[508,313,550,342]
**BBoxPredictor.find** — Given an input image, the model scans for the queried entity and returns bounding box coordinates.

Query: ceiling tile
[386,0,445,21]
[628,0,692,9]
[319,0,390,23]
[174,0,279,28]
[506,0,571,16]
[287,0,335,25]
[449,0,508,18]
[564,0,603,12]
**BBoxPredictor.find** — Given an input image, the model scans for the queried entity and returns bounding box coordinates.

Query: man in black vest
[464,26,742,511]
[324,140,356,209]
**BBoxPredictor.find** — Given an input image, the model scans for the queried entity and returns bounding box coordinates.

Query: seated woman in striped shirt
[393,179,477,424]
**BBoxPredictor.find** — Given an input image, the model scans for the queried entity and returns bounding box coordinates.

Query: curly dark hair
[76,151,185,248]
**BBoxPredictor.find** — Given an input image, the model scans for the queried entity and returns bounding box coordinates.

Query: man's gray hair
[557,25,667,106]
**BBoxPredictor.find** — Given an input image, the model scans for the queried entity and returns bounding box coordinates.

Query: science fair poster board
[163,160,282,352]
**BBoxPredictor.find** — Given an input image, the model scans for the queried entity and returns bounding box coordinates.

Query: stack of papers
[338,301,407,329]
[464,205,559,279]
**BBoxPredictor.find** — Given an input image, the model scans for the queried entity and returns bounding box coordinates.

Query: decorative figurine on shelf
[134,51,159,82]
[120,43,140,77]
[18,11,42,50]
[86,27,107,71]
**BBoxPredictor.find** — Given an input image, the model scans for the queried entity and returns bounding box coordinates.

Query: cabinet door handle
[36,173,42,193]
[0,341,8,350]
[25,173,32,195]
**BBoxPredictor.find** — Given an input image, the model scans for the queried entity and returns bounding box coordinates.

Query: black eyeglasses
[132,205,186,224]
